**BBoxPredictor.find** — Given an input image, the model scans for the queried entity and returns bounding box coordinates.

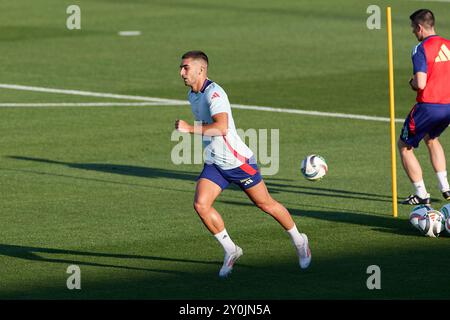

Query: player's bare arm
[175,112,228,136]
[409,72,427,91]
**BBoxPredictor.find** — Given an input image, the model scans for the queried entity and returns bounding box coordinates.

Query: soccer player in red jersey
[399,9,450,205]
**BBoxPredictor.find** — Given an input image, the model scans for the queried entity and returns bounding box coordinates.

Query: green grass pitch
[1,0,450,299]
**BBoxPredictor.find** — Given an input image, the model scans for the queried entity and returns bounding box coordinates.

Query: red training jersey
[412,35,450,104]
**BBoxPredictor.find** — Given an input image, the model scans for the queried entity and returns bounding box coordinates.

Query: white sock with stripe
[214,229,237,255]
[437,171,450,192]
[413,180,428,199]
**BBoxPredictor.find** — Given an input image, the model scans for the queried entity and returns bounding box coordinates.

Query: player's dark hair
[181,51,209,65]
[410,9,435,29]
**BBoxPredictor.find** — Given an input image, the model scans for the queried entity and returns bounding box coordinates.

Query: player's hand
[175,119,192,133]
[409,77,418,91]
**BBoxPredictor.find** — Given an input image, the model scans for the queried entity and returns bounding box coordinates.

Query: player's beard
[182,77,190,87]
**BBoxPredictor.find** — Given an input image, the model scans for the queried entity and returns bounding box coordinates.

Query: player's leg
[398,139,430,204]
[424,135,450,200]
[424,136,446,172]
[194,178,224,234]
[398,139,424,183]
[193,173,242,277]
[244,179,294,229]
[398,104,430,204]
[417,105,450,200]
[243,180,311,269]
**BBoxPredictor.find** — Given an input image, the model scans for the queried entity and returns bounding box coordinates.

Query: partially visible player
[399,9,450,205]
[175,50,311,277]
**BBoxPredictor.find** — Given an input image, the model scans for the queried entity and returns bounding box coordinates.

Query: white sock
[286,225,305,248]
[437,171,450,192]
[214,229,236,255]
[413,180,428,198]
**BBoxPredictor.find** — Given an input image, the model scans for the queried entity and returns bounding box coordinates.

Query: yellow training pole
[387,7,398,218]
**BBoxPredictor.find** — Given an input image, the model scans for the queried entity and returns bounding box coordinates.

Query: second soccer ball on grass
[439,204,450,235]
[409,205,445,237]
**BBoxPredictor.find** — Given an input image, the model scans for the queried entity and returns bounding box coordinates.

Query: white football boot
[219,245,243,278]
[297,233,311,269]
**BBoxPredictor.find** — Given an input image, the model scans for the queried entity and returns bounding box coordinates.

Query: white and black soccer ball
[301,155,328,181]
[409,205,444,237]
[439,204,450,235]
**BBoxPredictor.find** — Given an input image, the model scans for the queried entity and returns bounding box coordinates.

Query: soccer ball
[412,207,444,237]
[409,205,429,230]
[409,205,444,237]
[301,155,328,181]
[439,204,450,235]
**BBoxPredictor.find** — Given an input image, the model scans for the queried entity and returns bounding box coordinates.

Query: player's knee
[397,139,406,151]
[193,200,210,214]
[398,139,412,154]
[424,136,438,147]
[256,199,276,214]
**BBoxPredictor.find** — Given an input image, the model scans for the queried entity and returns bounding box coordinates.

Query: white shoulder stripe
[412,43,421,56]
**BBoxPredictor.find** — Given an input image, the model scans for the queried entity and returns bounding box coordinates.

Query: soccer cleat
[297,233,311,269]
[219,245,243,278]
[400,194,430,205]
[442,190,450,201]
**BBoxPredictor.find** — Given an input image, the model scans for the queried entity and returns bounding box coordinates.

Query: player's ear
[418,24,424,32]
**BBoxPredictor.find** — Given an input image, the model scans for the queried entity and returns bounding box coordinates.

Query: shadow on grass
[2,242,450,299]
[218,199,417,236]
[0,243,247,275]
[265,181,392,199]
[265,181,444,205]
[7,156,393,200]
[264,180,393,203]
[7,156,198,181]
[4,156,248,194]
[0,166,198,196]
